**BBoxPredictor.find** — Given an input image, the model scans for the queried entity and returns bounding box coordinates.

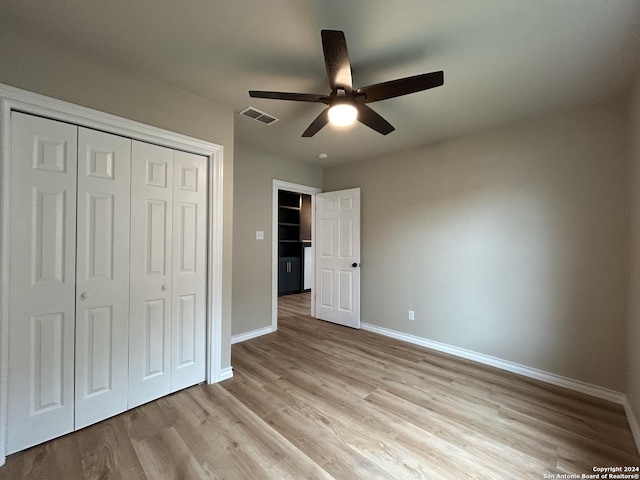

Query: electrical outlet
[256,230,264,240]
[408,310,415,321]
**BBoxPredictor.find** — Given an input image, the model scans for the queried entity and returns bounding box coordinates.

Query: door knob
[352,262,359,268]
[161,284,168,291]
[80,291,90,299]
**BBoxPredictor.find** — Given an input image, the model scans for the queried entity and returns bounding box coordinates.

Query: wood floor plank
[1,291,638,479]
[77,419,146,480]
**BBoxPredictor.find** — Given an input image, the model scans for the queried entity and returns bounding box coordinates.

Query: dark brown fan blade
[249,91,330,103]
[356,71,444,103]
[302,108,330,137]
[321,30,353,92]
[356,104,395,135]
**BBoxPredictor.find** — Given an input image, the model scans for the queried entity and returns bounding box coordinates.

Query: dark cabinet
[279,257,301,294]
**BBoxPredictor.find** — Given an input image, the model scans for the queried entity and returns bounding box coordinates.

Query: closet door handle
[80,291,90,300]
[161,284,168,292]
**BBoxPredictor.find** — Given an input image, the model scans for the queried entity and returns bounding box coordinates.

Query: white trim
[0,84,217,156]
[271,180,321,332]
[0,83,226,465]
[361,322,625,405]
[231,326,273,345]
[0,97,11,468]
[206,135,227,384]
[217,367,234,382]
[624,396,640,454]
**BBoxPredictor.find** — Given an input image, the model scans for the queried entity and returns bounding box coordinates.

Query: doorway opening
[277,190,312,296]
[271,180,321,332]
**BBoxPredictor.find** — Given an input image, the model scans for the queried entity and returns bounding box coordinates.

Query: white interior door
[7,112,78,453]
[128,140,173,408]
[170,150,207,392]
[314,188,361,328]
[74,128,131,429]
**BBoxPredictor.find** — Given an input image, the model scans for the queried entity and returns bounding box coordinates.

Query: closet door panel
[129,141,173,408]
[75,128,131,429]
[171,151,207,392]
[7,112,77,454]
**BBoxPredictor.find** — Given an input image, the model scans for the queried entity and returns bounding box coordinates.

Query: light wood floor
[1,292,638,479]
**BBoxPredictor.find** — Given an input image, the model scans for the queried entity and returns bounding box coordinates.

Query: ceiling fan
[249,30,444,137]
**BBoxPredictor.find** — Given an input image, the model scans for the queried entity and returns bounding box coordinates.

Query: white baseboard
[217,366,234,381]
[361,323,624,405]
[624,397,640,454]
[231,326,273,345]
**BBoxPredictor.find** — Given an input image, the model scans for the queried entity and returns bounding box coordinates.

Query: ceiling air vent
[239,107,279,125]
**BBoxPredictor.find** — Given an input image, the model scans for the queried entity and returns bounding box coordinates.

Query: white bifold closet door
[7,113,207,453]
[7,113,132,453]
[7,113,78,454]
[170,150,207,392]
[74,127,131,429]
[128,141,207,409]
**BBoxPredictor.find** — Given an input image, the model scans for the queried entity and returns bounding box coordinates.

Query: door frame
[0,83,226,465]
[271,180,322,332]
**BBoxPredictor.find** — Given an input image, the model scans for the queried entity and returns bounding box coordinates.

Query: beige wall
[0,25,236,368]
[232,143,322,336]
[628,74,640,436]
[324,98,630,391]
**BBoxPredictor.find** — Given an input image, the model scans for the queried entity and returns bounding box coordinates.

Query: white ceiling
[2,0,640,166]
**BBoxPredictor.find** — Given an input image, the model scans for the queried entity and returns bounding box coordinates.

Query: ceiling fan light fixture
[328,103,358,127]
